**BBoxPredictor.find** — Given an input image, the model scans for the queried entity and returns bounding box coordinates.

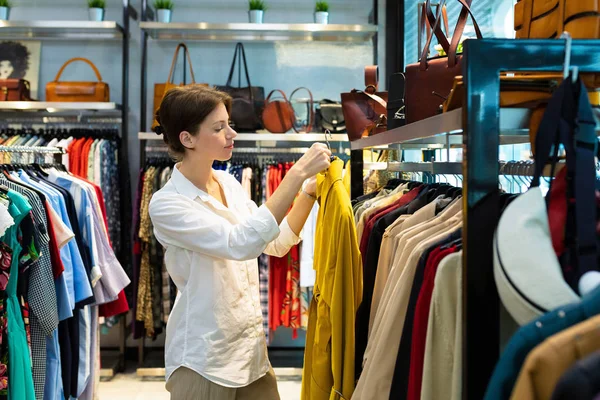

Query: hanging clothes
[302,158,362,400]
[0,153,129,400]
[348,174,464,400]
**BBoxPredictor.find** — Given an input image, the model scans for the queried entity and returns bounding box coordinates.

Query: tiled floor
[98,369,302,400]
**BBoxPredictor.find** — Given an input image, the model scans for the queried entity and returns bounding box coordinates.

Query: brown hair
[155,85,232,161]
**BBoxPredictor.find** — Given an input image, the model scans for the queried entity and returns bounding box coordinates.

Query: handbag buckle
[1,87,7,101]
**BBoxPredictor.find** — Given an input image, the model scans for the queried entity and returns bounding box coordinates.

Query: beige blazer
[510,314,600,400]
[421,251,463,400]
[353,213,462,399]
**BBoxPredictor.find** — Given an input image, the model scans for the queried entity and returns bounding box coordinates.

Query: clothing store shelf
[139,132,349,142]
[363,161,463,174]
[351,107,600,150]
[350,108,541,150]
[0,20,124,40]
[0,102,122,112]
[139,22,377,42]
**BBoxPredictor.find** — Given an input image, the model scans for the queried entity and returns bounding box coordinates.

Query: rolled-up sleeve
[150,193,283,261]
[244,197,302,258]
[263,217,302,257]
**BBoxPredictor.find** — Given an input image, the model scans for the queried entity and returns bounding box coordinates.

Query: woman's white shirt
[149,165,301,387]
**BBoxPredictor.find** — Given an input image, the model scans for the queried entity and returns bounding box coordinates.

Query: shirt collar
[170,163,211,202]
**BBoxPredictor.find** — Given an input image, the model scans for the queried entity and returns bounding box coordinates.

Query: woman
[149,85,332,399]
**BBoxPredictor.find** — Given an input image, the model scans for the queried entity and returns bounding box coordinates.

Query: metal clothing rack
[349,38,600,400]
[0,145,64,164]
[0,1,139,378]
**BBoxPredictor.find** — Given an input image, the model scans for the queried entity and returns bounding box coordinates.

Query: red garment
[80,138,94,177]
[407,245,458,400]
[269,165,285,332]
[548,167,568,258]
[99,289,129,317]
[44,201,66,279]
[268,163,302,336]
[280,245,301,338]
[359,187,422,263]
[69,138,86,175]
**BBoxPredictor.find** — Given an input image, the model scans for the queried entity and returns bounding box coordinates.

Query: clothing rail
[363,161,564,177]
[0,145,65,154]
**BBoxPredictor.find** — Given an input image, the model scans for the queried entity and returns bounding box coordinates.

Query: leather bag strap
[425,0,451,52]
[352,89,388,109]
[226,42,253,91]
[420,0,447,70]
[365,66,379,93]
[53,57,104,82]
[265,89,290,104]
[289,87,315,133]
[166,43,196,84]
[447,0,483,67]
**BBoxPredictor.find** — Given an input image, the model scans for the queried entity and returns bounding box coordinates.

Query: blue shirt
[18,172,93,307]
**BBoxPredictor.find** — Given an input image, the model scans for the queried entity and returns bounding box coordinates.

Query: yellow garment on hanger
[343,159,351,196]
[301,158,363,400]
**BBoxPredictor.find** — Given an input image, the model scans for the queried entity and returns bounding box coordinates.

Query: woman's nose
[227,126,238,139]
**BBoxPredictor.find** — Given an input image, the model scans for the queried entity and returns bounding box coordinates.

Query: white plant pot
[249,10,264,24]
[88,7,105,21]
[156,9,172,23]
[0,7,9,20]
[314,11,329,24]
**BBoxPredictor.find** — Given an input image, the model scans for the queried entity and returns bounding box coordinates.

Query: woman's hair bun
[153,125,164,135]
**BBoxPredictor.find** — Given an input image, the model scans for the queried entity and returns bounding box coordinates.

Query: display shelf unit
[0,20,125,40]
[350,38,600,400]
[0,2,138,379]
[139,22,377,42]
[0,102,122,112]
[349,107,600,150]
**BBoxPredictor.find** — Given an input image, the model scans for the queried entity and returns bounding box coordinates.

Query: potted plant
[248,0,266,24]
[315,1,329,24]
[0,0,11,20]
[154,0,173,23]
[88,0,105,21]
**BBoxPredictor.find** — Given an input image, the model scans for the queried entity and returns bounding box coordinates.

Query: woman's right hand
[293,143,332,179]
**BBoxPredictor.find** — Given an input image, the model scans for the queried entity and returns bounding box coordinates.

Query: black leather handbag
[315,99,346,133]
[216,43,265,132]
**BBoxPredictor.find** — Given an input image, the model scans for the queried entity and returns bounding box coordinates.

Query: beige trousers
[165,367,281,400]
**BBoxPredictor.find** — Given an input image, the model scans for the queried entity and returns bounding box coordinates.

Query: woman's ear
[179,131,195,150]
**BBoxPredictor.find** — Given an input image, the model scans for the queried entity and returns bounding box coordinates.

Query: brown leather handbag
[404,0,482,124]
[153,43,207,129]
[46,58,109,102]
[515,0,600,40]
[262,90,295,133]
[0,79,32,101]
[341,66,388,141]
[444,73,600,112]
[514,0,600,87]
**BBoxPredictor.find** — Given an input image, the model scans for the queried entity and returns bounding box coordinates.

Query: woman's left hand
[304,176,317,197]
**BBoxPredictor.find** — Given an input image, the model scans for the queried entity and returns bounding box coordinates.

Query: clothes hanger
[324,130,337,162]
[561,32,579,84]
